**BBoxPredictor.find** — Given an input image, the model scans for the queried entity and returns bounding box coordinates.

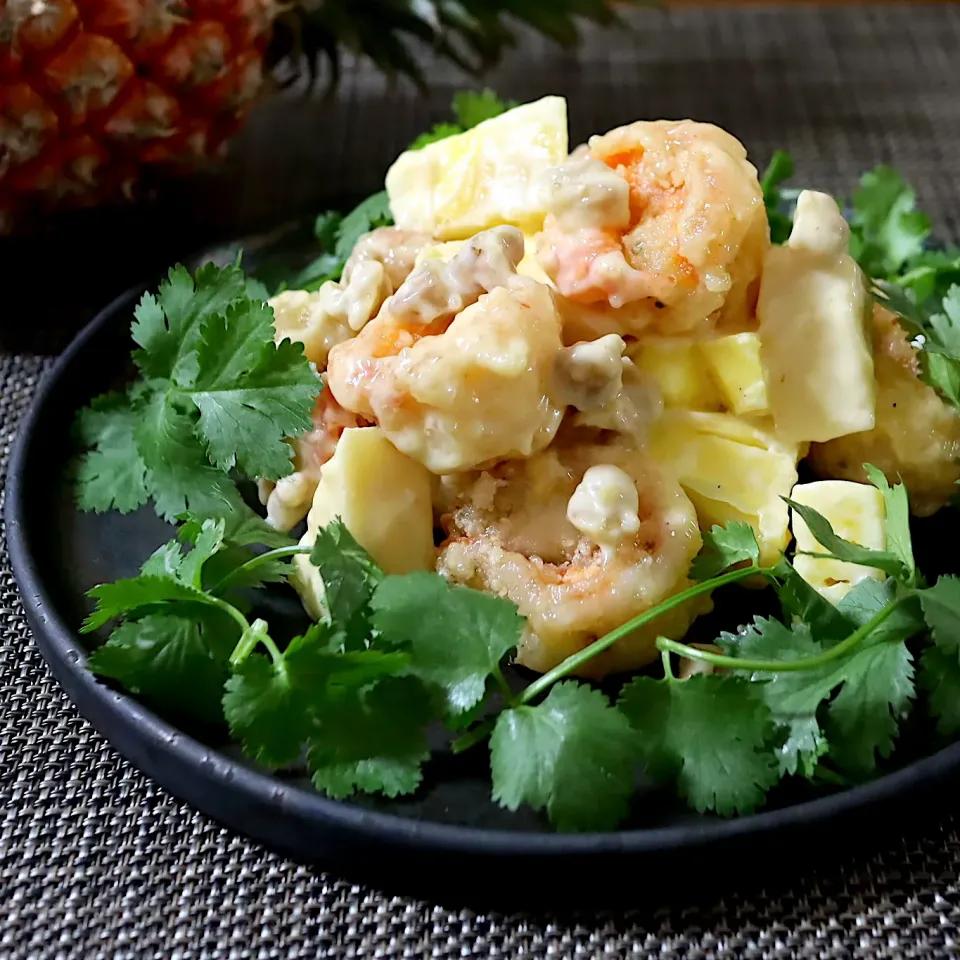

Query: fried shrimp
[257,383,368,531]
[326,225,569,473]
[808,302,960,516]
[436,440,707,677]
[268,227,431,366]
[535,120,768,341]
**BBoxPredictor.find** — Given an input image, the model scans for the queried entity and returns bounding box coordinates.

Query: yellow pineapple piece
[700,332,769,416]
[758,190,876,443]
[629,339,723,411]
[790,480,887,604]
[649,411,799,567]
[386,96,569,241]
[291,427,436,621]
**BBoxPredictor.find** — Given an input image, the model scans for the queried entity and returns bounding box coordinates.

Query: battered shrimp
[436,441,708,677]
[257,383,368,531]
[326,226,569,474]
[268,226,430,366]
[808,302,960,516]
[535,120,769,341]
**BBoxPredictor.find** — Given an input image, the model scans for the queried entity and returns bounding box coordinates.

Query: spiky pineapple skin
[0,0,276,232]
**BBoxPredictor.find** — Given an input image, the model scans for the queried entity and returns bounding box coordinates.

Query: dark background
[5,4,960,956]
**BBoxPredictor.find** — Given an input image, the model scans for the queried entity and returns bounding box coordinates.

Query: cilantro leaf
[919,645,960,736]
[76,261,318,525]
[175,518,226,588]
[184,300,318,479]
[179,501,295,550]
[718,617,831,777]
[897,247,960,306]
[223,651,315,766]
[619,674,780,816]
[825,578,918,775]
[835,577,924,647]
[308,676,435,799]
[88,610,235,725]
[408,122,463,151]
[772,559,851,643]
[223,622,408,768]
[81,575,208,632]
[408,90,517,151]
[871,280,960,413]
[453,89,517,128]
[74,392,149,513]
[134,391,243,522]
[918,575,960,653]
[785,497,909,581]
[899,576,960,736]
[334,192,394,263]
[314,211,342,247]
[131,262,248,382]
[689,521,760,581]
[760,149,796,245]
[864,464,916,584]
[929,286,960,356]
[729,579,920,779]
[824,641,914,776]
[371,572,524,715]
[490,682,637,832]
[849,165,931,279]
[309,520,384,648]
[83,519,238,631]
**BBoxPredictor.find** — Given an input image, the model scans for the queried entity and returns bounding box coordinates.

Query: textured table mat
[6,4,960,956]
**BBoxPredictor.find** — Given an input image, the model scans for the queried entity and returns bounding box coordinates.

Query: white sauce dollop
[566,465,641,560]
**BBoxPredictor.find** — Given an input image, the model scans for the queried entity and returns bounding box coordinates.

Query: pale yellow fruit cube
[386,96,568,241]
[629,339,723,411]
[648,411,799,567]
[291,427,436,621]
[758,190,876,443]
[790,480,887,604]
[700,332,769,416]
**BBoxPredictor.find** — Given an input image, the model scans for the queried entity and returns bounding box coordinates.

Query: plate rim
[9,269,960,864]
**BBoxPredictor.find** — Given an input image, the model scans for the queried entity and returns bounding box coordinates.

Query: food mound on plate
[261,96,958,678]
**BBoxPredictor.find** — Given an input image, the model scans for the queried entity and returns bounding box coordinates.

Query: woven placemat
[6,4,960,956]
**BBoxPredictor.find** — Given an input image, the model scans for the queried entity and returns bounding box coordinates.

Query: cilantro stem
[661,648,675,681]
[517,565,767,706]
[450,718,496,755]
[492,663,512,698]
[259,634,286,670]
[212,545,311,594]
[207,596,251,637]
[657,597,904,674]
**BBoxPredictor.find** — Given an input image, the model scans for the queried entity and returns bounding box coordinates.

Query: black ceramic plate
[9,230,960,909]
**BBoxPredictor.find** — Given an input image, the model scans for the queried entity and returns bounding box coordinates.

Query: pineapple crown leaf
[268,0,653,91]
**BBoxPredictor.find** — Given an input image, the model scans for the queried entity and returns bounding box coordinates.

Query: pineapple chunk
[648,411,799,567]
[629,339,723,411]
[757,190,876,444]
[700,332,769,416]
[291,427,436,621]
[790,480,887,604]
[386,96,568,241]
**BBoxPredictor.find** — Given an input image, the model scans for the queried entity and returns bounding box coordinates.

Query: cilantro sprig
[78,424,960,830]
[74,261,320,533]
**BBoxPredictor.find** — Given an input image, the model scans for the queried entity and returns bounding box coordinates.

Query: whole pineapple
[0,0,638,234]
